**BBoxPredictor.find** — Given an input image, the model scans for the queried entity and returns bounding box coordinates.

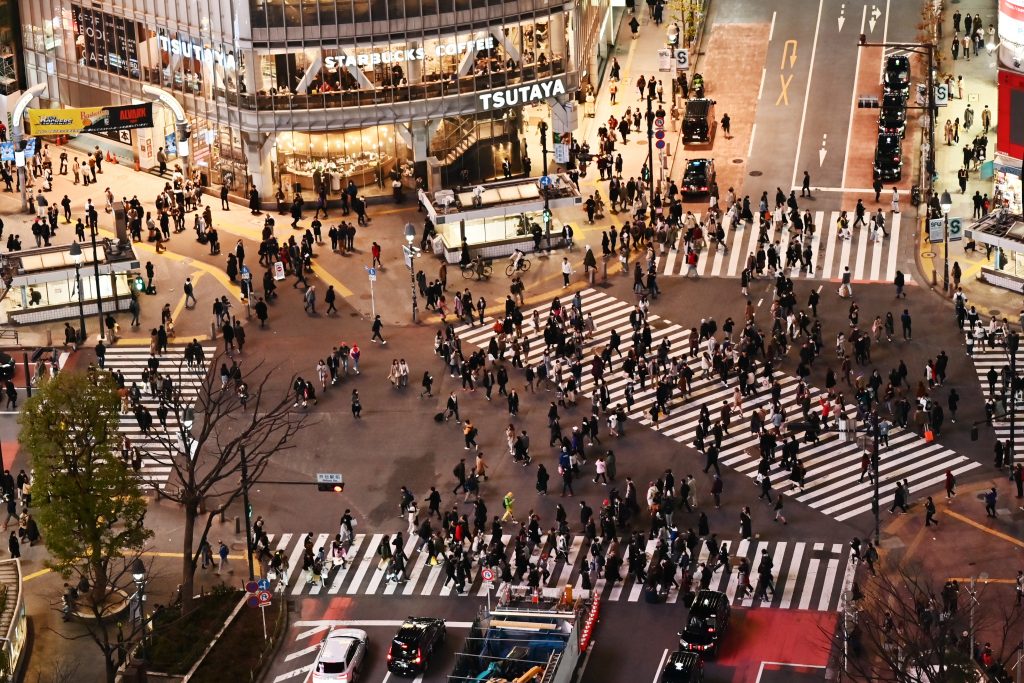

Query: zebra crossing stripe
[329,534,364,595]
[818,546,843,611]
[820,213,840,280]
[886,213,901,281]
[345,533,383,595]
[777,543,804,609]
[382,535,418,595]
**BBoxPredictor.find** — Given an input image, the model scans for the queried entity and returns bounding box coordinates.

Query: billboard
[26,104,154,136]
[1002,0,1024,46]
[998,69,1024,162]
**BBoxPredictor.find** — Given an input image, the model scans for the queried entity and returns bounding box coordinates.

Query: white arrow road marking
[838,3,846,31]
[869,4,881,32]
[819,134,828,166]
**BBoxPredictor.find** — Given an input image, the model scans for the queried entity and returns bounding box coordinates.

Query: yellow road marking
[782,39,798,69]
[944,508,1024,549]
[776,74,793,106]
[310,262,354,298]
[23,550,199,582]
[173,271,205,321]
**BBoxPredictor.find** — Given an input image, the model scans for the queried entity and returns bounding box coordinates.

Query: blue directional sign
[539,175,552,188]
[257,578,270,591]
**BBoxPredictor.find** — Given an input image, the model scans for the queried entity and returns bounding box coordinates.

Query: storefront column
[243,132,276,196]
[458,33,487,76]
[491,30,522,63]
[295,51,323,94]
[241,51,260,94]
[397,120,441,188]
[550,11,567,61]
[407,42,422,83]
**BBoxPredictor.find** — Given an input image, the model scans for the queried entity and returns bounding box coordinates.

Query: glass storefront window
[274,127,411,196]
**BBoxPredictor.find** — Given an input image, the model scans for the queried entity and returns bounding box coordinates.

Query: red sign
[1003,0,1024,22]
[997,68,1024,161]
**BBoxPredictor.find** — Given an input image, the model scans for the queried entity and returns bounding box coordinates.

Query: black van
[679,590,731,657]
[683,98,716,143]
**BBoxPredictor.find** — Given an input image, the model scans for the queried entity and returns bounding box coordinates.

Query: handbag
[924,429,935,442]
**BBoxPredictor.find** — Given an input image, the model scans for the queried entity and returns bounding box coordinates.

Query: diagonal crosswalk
[256,530,848,612]
[453,289,980,522]
[103,344,216,489]
[659,210,904,283]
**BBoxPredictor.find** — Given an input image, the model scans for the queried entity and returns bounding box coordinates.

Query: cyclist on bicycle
[473,256,486,278]
[509,248,526,273]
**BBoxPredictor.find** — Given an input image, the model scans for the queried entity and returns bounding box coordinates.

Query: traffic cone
[106,151,113,162]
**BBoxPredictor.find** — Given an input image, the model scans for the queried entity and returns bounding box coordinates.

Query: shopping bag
[924,429,935,442]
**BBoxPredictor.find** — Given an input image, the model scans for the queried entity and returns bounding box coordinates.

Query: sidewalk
[920,0,1007,319]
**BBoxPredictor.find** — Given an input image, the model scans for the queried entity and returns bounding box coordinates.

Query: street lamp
[645,93,657,223]
[180,406,195,460]
[89,224,105,341]
[404,223,419,323]
[130,558,146,640]
[940,189,952,293]
[69,242,86,344]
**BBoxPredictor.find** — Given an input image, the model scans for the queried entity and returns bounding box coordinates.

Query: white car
[308,628,367,682]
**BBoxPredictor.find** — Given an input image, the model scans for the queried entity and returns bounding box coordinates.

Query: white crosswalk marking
[103,344,215,490]
[260,527,847,611]
[454,289,979,523]
[662,211,900,282]
[968,337,1024,456]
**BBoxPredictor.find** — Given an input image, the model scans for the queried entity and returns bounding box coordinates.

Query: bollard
[602,258,609,284]
[931,269,937,287]
[211,322,218,339]
[220,509,226,523]
[235,515,241,534]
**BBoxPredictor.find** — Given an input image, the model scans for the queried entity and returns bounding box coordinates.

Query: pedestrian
[216,539,229,573]
[371,314,387,344]
[924,496,939,526]
[8,531,18,559]
[984,486,998,517]
[802,171,811,197]
[325,285,337,315]
[183,277,196,308]
[304,285,316,314]
[721,113,731,138]
[501,491,517,523]
[561,257,572,287]
[891,187,900,214]
[351,389,362,418]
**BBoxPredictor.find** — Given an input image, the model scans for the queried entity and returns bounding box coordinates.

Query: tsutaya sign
[158,35,237,70]
[479,78,567,110]
[324,37,496,69]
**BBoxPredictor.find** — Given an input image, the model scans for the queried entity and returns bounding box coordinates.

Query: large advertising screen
[1002,0,1024,46]
[998,68,1024,160]
[71,4,142,78]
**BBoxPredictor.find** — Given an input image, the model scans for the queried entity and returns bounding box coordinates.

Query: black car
[882,92,907,110]
[678,590,731,658]
[878,106,907,138]
[660,650,704,682]
[682,159,715,196]
[873,133,903,181]
[386,617,446,676]
[883,55,911,97]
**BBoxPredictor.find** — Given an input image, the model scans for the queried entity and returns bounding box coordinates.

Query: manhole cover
[360,294,371,300]
[732,158,744,164]
[990,309,1001,316]
[651,319,672,330]
[749,170,763,177]
[921,251,936,258]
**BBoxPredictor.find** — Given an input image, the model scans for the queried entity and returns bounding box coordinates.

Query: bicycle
[461,259,492,280]
[506,258,532,277]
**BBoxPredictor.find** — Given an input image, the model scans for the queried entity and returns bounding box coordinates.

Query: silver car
[309,628,367,682]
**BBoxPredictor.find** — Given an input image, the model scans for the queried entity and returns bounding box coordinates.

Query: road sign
[654,117,665,129]
[246,595,260,608]
[245,581,259,593]
[655,130,665,140]
[366,266,377,282]
[948,216,963,241]
[934,84,949,107]
[272,261,286,281]
[656,140,666,149]
[257,578,270,591]
[539,175,552,188]
[658,47,673,72]
[481,567,495,582]
[928,217,945,243]
[317,472,344,486]
[257,590,272,606]
[675,48,690,70]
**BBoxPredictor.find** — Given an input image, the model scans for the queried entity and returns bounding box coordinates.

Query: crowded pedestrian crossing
[104,344,216,489]
[256,531,849,611]
[659,210,904,283]
[453,289,980,522]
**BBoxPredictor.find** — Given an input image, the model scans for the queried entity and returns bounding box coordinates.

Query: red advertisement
[998,68,1024,161]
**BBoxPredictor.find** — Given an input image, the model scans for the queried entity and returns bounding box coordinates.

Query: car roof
[886,55,910,69]
[322,627,366,660]
[667,650,701,667]
[396,617,439,639]
[685,159,710,170]
[690,590,728,613]
[877,134,900,145]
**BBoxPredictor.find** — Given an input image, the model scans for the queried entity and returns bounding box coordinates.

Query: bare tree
[836,559,1023,682]
[133,350,306,616]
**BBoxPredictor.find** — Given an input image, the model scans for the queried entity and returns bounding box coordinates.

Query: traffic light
[542,208,552,225]
[316,473,344,493]
[133,275,145,292]
[538,121,548,137]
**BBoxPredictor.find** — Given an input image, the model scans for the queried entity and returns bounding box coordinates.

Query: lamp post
[240,445,256,581]
[645,92,656,223]
[130,557,146,653]
[404,223,419,323]
[1010,331,1020,482]
[539,121,551,250]
[89,225,105,341]
[69,242,87,344]
[870,410,880,545]
[940,189,952,294]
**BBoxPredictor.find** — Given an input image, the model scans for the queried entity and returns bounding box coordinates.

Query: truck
[447,585,600,683]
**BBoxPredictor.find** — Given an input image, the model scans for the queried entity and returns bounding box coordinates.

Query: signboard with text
[27,104,153,136]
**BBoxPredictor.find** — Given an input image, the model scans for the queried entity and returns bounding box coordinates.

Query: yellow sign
[26,104,153,135]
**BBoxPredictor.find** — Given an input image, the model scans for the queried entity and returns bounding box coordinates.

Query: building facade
[17,0,622,200]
